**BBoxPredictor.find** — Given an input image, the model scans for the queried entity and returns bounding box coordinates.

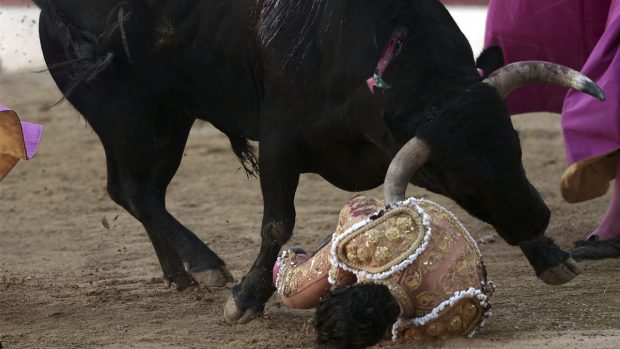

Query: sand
[0,68,619,348]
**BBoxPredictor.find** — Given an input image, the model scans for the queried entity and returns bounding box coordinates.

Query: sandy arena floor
[0,69,619,348]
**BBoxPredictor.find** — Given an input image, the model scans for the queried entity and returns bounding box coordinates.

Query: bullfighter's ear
[476,46,505,78]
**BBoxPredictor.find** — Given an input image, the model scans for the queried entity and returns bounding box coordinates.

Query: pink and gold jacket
[274,195,493,340]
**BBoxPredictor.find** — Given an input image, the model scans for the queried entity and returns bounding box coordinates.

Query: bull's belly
[318,171,385,192]
[308,147,390,192]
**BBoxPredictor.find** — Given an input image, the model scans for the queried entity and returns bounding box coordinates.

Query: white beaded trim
[327,269,337,285]
[274,250,287,288]
[390,287,490,340]
[275,250,296,296]
[329,198,433,283]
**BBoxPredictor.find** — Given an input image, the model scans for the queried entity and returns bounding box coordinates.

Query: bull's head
[383,49,605,285]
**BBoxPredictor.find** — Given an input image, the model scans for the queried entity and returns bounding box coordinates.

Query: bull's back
[259,0,475,99]
[36,0,264,138]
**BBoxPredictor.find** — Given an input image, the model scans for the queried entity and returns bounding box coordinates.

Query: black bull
[33,0,603,323]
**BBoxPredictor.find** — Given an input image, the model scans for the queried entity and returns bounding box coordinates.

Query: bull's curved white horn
[484,61,606,101]
[384,138,431,205]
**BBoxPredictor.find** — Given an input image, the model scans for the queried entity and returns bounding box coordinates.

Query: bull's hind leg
[51,82,231,288]
[97,105,233,288]
[98,103,233,288]
[100,129,193,290]
[101,110,231,289]
[37,1,231,289]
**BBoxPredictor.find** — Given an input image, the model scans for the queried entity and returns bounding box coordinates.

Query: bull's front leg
[224,136,300,324]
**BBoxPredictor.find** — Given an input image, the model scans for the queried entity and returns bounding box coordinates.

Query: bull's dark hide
[33,0,578,329]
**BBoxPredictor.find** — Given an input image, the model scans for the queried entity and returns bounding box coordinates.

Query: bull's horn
[384,138,431,205]
[484,61,606,101]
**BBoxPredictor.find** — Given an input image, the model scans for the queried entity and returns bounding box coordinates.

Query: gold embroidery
[287,279,299,296]
[426,322,445,337]
[462,303,478,320]
[419,201,481,259]
[437,232,455,252]
[385,227,404,244]
[404,270,422,290]
[419,248,442,274]
[416,292,438,308]
[357,246,372,263]
[386,217,397,227]
[335,207,426,274]
[345,244,358,263]
[374,246,390,263]
[365,229,382,245]
[396,216,413,231]
[435,242,482,298]
[461,300,484,335]
[396,297,485,340]
[448,316,463,332]
[401,327,421,340]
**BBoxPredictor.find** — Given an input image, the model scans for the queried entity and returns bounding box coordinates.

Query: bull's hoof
[191,266,234,287]
[538,257,582,285]
[520,236,582,286]
[164,275,196,291]
[224,295,261,324]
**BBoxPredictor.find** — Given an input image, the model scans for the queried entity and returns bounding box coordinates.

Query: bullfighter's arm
[274,244,355,309]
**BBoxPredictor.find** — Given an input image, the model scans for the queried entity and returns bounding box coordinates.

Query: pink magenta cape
[485,0,620,202]
[0,105,43,180]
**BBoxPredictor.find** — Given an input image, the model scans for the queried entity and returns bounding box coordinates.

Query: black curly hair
[314,283,401,349]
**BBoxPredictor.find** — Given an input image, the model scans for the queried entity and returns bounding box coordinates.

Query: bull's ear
[476,46,505,78]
